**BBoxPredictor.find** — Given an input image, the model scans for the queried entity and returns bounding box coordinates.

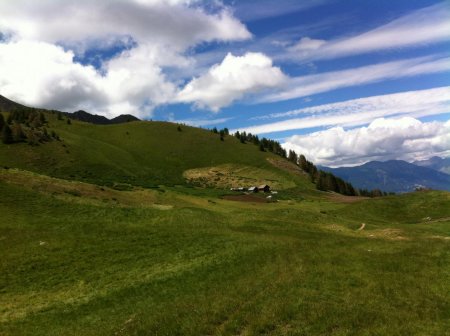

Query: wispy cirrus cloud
[285,3,450,62]
[236,86,450,134]
[260,55,450,103]
[232,0,328,22]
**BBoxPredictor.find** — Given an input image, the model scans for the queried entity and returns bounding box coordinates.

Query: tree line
[211,127,288,157]
[0,108,61,145]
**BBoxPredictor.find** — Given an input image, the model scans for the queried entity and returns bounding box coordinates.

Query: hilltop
[69,110,140,125]
[0,101,313,192]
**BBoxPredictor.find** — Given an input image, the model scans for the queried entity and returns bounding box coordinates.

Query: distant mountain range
[319,160,450,193]
[0,94,140,125]
[413,156,450,175]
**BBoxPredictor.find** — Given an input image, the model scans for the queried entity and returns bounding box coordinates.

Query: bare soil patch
[326,192,369,203]
[222,194,268,203]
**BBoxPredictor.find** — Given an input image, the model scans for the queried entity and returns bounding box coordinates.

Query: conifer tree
[288,150,298,164]
[39,112,46,124]
[316,172,327,191]
[11,123,25,142]
[2,124,13,144]
[0,114,4,131]
[259,143,265,151]
[298,155,308,172]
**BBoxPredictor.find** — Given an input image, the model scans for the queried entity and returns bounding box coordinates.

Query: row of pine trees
[286,150,389,197]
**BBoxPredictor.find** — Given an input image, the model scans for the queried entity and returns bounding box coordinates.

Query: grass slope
[0,168,449,335]
[1,111,449,335]
[0,113,312,191]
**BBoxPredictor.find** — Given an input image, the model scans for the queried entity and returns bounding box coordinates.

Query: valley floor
[0,168,449,335]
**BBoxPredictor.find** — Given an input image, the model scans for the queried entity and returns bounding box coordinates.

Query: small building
[248,186,259,193]
[258,185,271,193]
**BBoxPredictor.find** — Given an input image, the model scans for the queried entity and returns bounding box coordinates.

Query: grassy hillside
[0,112,312,190]
[0,168,449,335]
[1,108,449,335]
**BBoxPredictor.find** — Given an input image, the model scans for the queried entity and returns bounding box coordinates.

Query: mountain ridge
[0,94,140,125]
[319,160,450,193]
[413,156,450,175]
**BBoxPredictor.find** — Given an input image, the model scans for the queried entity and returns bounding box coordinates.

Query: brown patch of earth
[326,192,369,203]
[222,194,268,203]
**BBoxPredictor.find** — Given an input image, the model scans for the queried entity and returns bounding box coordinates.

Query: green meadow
[0,114,449,335]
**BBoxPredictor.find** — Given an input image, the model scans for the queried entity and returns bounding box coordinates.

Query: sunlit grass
[0,169,449,335]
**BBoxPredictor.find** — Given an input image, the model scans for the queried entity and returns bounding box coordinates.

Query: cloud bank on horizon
[0,0,449,166]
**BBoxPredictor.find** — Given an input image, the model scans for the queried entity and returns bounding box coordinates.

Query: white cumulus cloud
[177,52,287,111]
[282,117,450,167]
[0,0,251,117]
[0,40,178,118]
[0,0,250,48]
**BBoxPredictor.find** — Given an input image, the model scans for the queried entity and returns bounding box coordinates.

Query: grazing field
[0,168,449,335]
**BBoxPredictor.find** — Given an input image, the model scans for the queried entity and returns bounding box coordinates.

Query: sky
[0,0,449,166]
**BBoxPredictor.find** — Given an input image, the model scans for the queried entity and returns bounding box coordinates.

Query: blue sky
[0,0,449,166]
